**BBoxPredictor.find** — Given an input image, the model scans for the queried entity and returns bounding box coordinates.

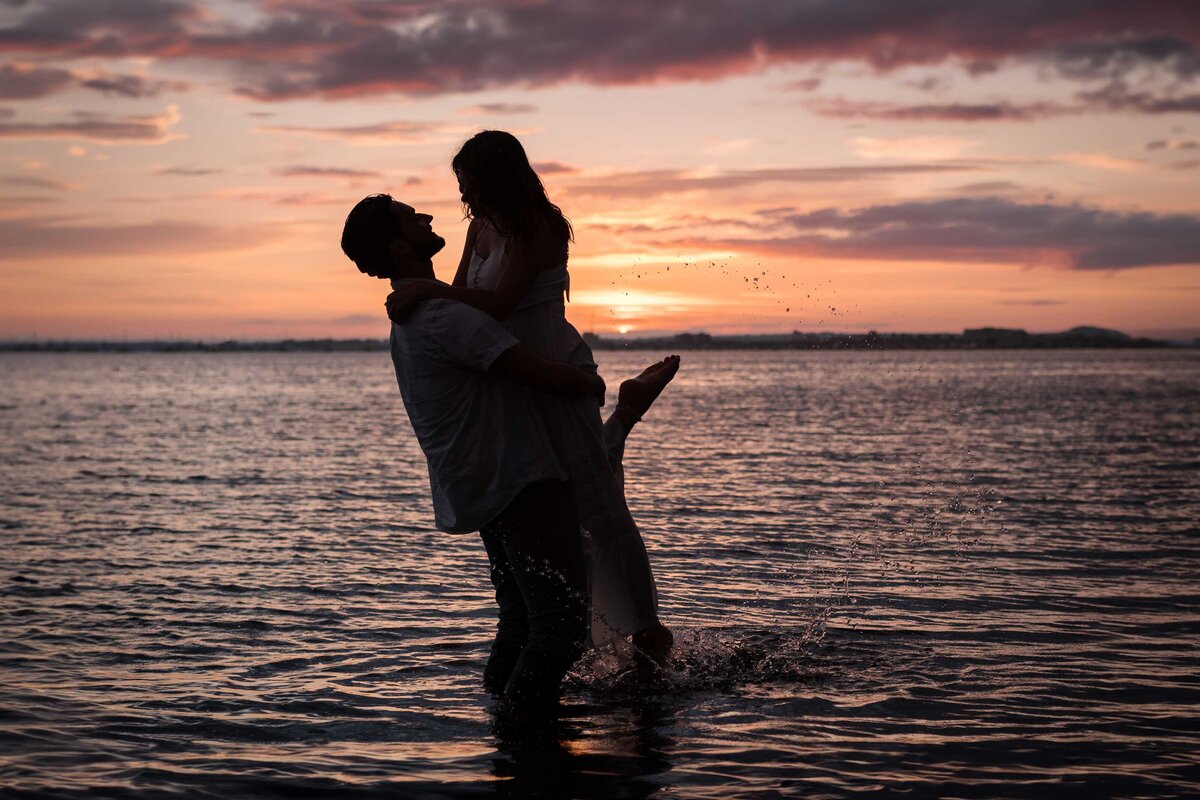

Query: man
[340,194,601,713]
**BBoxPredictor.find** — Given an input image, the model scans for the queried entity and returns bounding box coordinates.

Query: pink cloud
[0,1,1196,104]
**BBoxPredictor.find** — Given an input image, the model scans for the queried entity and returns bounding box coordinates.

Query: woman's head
[451,130,572,243]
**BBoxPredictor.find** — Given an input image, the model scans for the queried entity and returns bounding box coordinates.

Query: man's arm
[491,343,605,404]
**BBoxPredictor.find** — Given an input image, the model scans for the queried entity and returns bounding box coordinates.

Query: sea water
[1,350,1197,798]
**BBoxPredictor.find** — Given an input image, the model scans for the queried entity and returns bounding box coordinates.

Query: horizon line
[3,324,1197,345]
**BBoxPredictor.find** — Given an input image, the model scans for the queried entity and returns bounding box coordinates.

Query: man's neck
[389,260,437,288]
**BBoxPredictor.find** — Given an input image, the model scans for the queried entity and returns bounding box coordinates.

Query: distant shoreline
[1,327,1189,352]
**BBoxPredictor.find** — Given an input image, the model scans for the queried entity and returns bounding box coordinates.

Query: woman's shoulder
[471,218,504,260]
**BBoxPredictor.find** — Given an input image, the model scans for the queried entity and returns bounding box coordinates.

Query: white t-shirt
[389,298,566,533]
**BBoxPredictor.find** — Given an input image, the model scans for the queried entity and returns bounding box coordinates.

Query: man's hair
[341,193,395,273]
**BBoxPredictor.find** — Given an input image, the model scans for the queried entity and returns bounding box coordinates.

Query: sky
[1,0,1198,341]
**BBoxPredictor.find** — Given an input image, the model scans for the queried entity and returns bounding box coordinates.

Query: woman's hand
[585,371,606,406]
[385,279,436,323]
[569,370,605,406]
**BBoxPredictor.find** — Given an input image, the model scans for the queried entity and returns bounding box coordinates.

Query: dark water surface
[1,350,1198,798]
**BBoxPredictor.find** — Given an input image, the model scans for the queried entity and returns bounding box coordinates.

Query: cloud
[155,166,221,176]
[807,83,1200,122]
[0,62,188,99]
[565,164,978,198]
[2,173,68,190]
[231,313,387,328]
[807,98,1071,122]
[1048,35,1200,81]
[659,197,1200,270]
[0,0,199,56]
[255,120,463,144]
[784,77,823,92]
[995,299,1066,306]
[852,136,975,161]
[0,215,278,259]
[589,212,766,235]
[0,62,73,98]
[532,160,580,175]
[0,105,182,143]
[569,288,718,311]
[1146,139,1199,151]
[274,165,383,179]
[462,102,536,115]
[953,180,1024,195]
[1055,153,1144,171]
[1,1,1197,102]
[903,75,949,92]
[0,193,54,207]
[329,314,379,325]
[76,71,189,98]
[1077,82,1200,114]
[211,188,349,207]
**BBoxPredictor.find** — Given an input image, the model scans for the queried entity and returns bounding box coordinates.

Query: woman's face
[455,168,480,209]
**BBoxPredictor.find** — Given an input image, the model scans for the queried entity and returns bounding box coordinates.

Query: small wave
[2,578,78,598]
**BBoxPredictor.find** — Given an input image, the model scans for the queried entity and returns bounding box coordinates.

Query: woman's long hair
[452,130,573,245]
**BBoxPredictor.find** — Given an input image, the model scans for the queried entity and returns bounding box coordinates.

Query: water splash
[568,612,832,698]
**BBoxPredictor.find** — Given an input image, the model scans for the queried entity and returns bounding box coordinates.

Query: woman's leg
[601,355,681,488]
[599,356,681,673]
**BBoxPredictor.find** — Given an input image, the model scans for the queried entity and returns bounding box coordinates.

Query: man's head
[341,193,446,280]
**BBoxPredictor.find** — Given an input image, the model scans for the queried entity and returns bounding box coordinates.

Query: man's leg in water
[483,480,588,711]
[479,526,529,694]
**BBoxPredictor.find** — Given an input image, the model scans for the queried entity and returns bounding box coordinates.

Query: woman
[387,130,674,668]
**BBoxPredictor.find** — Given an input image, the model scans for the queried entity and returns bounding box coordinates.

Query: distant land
[0,327,1190,352]
[586,326,1180,350]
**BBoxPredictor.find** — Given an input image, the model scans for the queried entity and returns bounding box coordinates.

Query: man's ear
[387,238,412,261]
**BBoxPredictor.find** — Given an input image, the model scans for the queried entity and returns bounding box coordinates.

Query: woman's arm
[491,343,605,403]
[389,220,563,322]
[450,218,480,288]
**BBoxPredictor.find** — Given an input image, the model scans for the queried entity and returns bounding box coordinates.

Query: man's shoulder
[394,298,515,372]
[410,299,505,342]
[394,299,455,342]
[399,298,482,327]
[427,297,490,321]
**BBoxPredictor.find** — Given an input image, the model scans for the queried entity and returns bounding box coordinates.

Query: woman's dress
[467,238,659,646]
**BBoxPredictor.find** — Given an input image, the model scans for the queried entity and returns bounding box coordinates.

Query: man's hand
[385,279,435,323]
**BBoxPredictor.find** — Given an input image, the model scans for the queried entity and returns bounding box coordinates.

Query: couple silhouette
[341,131,678,716]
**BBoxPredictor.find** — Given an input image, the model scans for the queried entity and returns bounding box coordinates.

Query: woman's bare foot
[615,355,681,428]
[632,621,674,681]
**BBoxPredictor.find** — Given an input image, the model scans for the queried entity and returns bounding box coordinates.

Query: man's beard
[423,235,447,258]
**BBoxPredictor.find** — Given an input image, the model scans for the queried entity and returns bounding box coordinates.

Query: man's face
[373,200,445,278]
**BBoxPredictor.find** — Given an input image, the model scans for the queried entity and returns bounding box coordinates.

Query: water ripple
[1,350,1198,798]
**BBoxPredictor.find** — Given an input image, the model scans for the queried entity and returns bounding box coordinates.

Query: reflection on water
[1,350,1198,798]
[491,701,675,799]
